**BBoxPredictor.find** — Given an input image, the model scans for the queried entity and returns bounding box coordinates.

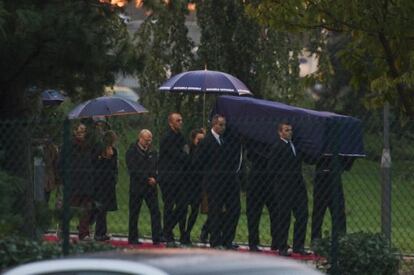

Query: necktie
[219,137,224,145]
[288,141,296,156]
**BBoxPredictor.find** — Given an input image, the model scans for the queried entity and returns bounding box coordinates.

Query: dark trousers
[207,173,241,247]
[174,186,191,239]
[128,185,162,242]
[186,199,201,237]
[70,195,93,239]
[95,208,107,237]
[275,180,308,251]
[311,173,346,241]
[160,181,185,241]
[246,176,278,247]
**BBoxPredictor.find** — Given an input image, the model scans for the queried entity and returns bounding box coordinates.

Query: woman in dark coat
[180,128,205,244]
[59,123,95,240]
[92,130,118,241]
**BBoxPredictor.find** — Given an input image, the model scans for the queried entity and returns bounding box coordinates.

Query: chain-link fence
[0,110,413,273]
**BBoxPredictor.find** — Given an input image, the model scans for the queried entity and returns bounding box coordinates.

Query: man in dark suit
[311,156,353,243]
[268,122,309,256]
[196,115,241,249]
[126,129,162,245]
[246,139,277,252]
[159,112,189,244]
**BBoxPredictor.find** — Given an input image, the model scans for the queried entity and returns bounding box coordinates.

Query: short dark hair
[103,130,117,145]
[190,128,205,144]
[211,114,225,126]
[278,121,291,132]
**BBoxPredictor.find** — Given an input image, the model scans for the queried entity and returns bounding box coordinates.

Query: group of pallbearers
[64,112,351,255]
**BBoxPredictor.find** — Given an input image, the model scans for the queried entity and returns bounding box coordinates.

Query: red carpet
[42,233,321,261]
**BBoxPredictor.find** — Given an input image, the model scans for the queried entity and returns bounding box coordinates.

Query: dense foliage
[194,0,305,102]
[247,0,414,119]
[0,171,24,236]
[134,0,197,133]
[314,232,401,274]
[0,236,115,270]
[0,0,141,119]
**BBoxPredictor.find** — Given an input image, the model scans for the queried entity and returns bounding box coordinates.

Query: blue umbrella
[159,69,252,96]
[41,89,65,106]
[68,96,148,119]
[159,69,252,126]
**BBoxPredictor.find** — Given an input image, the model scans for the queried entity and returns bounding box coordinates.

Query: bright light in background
[99,0,127,7]
[188,3,196,11]
[299,50,318,77]
[135,0,143,8]
[100,0,196,11]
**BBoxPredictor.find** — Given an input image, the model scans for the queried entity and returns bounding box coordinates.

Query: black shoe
[128,239,142,245]
[199,229,208,243]
[293,249,312,256]
[223,243,239,250]
[249,245,262,252]
[153,236,166,245]
[166,241,178,248]
[94,235,110,241]
[180,234,192,245]
[279,248,291,257]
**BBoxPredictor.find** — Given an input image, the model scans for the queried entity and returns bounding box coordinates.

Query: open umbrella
[68,96,148,119]
[41,89,65,106]
[159,70,252,95]
[159,69,252,126]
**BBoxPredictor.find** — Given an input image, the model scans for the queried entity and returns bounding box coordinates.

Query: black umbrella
[159,69,252,95]
[41,89,65,106]
[159,69,252,126]
[68,96,148,119]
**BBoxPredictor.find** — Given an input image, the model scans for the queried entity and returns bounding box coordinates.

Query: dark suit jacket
[92,144,118,211]
[125,143,157,193]
[196,131,233,188]
[267,138,304,184]
[158,128,189,183]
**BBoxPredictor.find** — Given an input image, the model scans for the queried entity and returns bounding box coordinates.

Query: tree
[194,0,304,102]
[0,0,140,119]
[0,0,141,238]
[247,0,414,118]
[134,0,197,133]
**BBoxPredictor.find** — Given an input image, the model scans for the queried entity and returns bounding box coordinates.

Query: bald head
[138,129,153,150]
[168,112,183,132]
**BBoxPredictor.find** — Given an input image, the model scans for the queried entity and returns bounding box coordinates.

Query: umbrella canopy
[41,89,65,106]
[159,70,252,96]
[68,96,148,119]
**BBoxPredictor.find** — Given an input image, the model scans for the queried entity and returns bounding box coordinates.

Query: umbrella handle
[203,93,206,129]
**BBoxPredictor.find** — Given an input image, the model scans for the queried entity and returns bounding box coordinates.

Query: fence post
[330,120,341,275]
[381,102,392,242]
[62,118,71,255]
